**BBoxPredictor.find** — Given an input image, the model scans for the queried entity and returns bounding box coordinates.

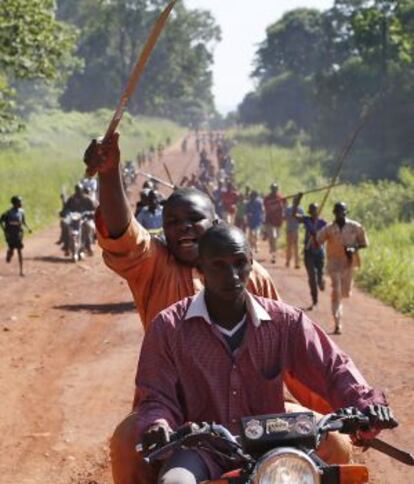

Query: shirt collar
[184,289,272,328]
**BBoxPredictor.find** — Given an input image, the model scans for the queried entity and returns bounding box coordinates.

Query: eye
[189,213,205,224]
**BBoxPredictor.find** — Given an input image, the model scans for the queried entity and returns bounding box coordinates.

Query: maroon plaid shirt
[135,292,386,438]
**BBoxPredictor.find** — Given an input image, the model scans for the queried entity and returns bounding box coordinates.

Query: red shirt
[221,190,239,214]
[264,193,286,227]
[135,291,386,438]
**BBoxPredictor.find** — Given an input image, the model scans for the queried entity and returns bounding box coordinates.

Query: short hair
[165,187,215,216]
[199,223,250,258]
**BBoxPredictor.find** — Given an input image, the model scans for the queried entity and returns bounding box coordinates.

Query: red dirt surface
[0,138,412,483]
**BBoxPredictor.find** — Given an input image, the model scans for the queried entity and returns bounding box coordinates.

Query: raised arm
[83,133,131,238]
[292,193,305,222]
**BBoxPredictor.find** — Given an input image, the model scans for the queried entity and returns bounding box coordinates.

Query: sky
[185,0,333,114]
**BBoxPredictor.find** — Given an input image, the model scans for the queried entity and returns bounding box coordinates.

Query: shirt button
[232,390,237,396]
[232,418,237,424]
[232,364,237,370]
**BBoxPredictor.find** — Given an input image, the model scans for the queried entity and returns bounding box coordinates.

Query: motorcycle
[65,211,95,262]
[139,408,413,483]
[123,162,138,189]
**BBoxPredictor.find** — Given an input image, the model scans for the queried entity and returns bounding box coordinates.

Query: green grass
[230,127,414,316]
[356,224,414,316]
[0,109,183,234]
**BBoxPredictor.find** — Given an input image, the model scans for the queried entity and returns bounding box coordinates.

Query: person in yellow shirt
[317,202,368,334]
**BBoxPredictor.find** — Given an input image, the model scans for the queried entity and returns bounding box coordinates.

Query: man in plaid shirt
[112,224,396,484]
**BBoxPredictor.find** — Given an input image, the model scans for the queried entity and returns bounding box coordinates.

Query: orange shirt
[97,210,279,330]
[317,219,368,272]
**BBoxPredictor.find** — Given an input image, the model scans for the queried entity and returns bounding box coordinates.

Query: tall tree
[58,0,221,126]
[239,0,414,180]
[0,0,78,132]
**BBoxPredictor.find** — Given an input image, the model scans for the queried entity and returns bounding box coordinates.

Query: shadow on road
[31,256,73,264]
[54,302,136,314]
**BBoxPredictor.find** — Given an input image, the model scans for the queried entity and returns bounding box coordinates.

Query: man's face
[309,205,318,218]
[163,194,214,265]
[199,237,252,302]
[271,185,278,195]
[334,207,346,224]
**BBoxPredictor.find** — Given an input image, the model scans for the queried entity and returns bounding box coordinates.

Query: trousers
[329,267,353,322]
[286,231,300,267]
[265,224,279,255]
[304,250,325,305]
[110,403,353,484]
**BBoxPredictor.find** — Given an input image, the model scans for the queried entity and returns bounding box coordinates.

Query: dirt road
[0,139,413,483]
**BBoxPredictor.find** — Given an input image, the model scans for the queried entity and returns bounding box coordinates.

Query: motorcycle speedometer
[254,448,320,484]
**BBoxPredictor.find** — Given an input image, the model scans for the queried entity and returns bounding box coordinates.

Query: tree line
[238,0,414,181]
[0,0,221,134]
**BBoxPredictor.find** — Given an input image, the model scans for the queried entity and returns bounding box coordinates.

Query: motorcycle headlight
[254,448,320,484]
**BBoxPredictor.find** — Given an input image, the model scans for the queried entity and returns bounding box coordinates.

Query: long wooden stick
[318,109,371,216]
[163,162,175,186]
[86,0,177,176]
[138,171,175,190]
[284,182,344,201]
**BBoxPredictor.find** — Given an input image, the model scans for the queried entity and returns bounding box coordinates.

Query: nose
[224,264,240,283]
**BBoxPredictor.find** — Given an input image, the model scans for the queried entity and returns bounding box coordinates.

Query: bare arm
[292,193,305,222]
[84,133,131,238]
[22,212,32,233]
[98,165,130,238]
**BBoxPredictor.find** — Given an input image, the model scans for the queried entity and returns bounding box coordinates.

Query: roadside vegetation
[0,109,183,234]
[231,126,414,316]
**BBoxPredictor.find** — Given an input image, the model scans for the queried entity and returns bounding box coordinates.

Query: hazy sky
[185,0,333,113]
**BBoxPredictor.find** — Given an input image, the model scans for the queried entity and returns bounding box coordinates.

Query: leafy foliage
[239,0,414,181]
[57,0,221,126]
[0,0,78,132]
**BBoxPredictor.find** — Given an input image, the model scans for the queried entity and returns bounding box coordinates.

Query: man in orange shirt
[317,202,368,334]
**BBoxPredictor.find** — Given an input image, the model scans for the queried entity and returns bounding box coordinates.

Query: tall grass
[356,224,414,315]
[231,128,414,316]
[0,110,183,233]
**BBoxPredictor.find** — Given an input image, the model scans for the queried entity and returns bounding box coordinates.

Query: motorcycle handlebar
[138,410,372,462]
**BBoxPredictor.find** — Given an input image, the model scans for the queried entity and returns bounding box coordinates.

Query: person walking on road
[220,181,239,225]
[136,190,163,237]
[264,183,286,264]
[246,190,263,254]
[293,195,327,310]
[317,202,368,334]
[1,196,32,277]
[284,201,303,269]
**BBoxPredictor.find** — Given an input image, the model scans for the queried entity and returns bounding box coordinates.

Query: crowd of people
[175,135,370,336]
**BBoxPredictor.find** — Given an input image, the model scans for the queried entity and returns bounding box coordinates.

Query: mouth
[222,284,243,292]
[177,237,198,249]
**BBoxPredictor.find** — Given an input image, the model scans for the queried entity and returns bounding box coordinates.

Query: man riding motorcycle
[132,224,398,484]
[60,183,97,256]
